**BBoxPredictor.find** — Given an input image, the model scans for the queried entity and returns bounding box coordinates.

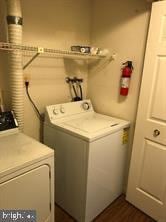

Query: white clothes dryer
[0,112,54,222]
[44,100,130,222]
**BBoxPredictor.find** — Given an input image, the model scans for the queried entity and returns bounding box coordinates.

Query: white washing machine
[0,112,54,222]
[44,100,130,222]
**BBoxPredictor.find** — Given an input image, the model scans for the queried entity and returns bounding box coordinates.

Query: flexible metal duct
[6,0,24,130]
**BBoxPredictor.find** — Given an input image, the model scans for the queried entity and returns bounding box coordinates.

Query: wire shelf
[0,42,107,60]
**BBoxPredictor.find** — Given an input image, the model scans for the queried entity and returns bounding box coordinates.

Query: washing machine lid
[63,113,120,133]
[45,100,130,141]
[55,112,130,141]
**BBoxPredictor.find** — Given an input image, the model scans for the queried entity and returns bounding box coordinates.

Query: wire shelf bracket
[23,47,44,70]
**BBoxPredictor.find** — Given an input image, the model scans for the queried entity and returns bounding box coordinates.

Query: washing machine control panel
[52,106,66,115]
[46,100,93,121]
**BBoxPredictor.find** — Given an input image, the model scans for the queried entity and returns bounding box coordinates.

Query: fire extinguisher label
[121,77,130,88]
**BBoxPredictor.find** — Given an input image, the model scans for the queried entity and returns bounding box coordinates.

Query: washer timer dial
[82,102,91,110]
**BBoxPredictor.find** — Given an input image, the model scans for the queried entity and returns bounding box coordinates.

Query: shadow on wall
[22,0,87,32]
[0,0,7,41]
[89,55,116,74]
[64,58,88,76]
[91,0,151,43]
[0,53,10,110]
[22,0,91,48]
[0,0,11,110]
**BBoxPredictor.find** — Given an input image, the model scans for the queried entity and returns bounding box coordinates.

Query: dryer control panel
[0,111,18,131]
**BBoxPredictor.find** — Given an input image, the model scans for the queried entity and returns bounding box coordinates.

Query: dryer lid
[0,132,54,177]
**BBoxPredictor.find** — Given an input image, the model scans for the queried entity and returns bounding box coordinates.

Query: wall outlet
[24,73,31,85]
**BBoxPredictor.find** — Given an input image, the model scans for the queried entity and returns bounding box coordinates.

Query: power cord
[25,81,44,122]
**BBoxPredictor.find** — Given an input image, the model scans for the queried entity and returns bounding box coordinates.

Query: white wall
[89,0,151,182]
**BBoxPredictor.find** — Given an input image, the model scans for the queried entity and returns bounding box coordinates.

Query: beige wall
[0,0,151,156]
[89,0,151,181]
[0,0,9,109]
[0,0,91,140]
[21,0,91,140]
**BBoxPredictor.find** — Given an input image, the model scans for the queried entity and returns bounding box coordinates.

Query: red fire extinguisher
[120,61,133,96]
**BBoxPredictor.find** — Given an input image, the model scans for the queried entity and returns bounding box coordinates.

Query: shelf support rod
[23,47,44,70]
[23,52,40,70]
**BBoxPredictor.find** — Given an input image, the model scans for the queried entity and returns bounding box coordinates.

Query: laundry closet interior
[0,0,165,222]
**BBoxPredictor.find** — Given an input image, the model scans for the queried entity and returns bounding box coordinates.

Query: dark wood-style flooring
[55,195,156,222]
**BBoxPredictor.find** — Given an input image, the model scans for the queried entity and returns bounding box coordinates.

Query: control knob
[82,102,90,110]
[60,106,65,114]
[53,108,59,115]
